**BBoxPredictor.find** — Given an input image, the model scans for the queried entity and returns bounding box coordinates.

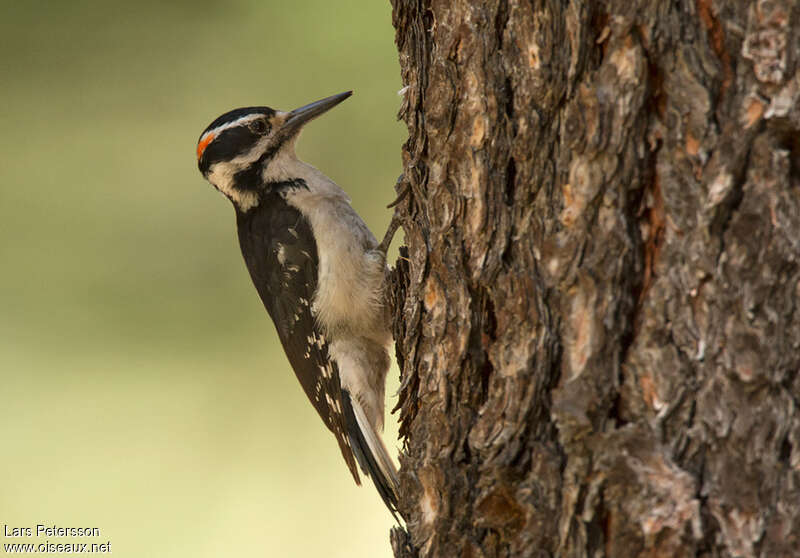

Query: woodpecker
[196,91,399,515]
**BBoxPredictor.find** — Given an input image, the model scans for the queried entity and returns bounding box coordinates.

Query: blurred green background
[0,1,404,556]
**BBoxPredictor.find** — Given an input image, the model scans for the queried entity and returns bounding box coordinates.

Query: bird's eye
[248,119,269,135]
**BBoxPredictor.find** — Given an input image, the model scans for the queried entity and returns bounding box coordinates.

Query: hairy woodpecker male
[196,91,398,514]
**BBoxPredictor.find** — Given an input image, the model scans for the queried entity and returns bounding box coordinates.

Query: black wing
[235,194,361,484]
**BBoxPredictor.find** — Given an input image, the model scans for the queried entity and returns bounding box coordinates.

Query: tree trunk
[386,1,800,557]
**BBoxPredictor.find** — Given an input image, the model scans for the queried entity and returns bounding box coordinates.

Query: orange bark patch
[560,182,578,227]
[743,97,765,128]
[639,374,658,410]
[685,131,700,157]
[423,277,441,311]
[697,0,733,95]
[470,115,486,147]
[528,42,540,69]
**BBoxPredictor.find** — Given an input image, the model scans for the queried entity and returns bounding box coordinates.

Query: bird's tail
[341,389,399,519]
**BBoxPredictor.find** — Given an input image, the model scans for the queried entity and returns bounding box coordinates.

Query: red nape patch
[196,132,216,161]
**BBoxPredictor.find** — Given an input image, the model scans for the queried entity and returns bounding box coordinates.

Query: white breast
[283,162,389,345]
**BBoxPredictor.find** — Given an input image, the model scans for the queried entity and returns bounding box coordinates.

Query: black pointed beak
[282,91,352,136]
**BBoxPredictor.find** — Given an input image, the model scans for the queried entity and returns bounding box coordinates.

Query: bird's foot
[379,175,408,255]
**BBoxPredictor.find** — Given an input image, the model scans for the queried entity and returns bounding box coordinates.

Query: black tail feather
[341,389,399,519]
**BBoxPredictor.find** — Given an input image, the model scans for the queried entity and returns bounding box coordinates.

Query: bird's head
[196,91,352,211]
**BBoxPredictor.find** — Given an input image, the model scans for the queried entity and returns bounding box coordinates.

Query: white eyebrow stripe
[199,114,263,144]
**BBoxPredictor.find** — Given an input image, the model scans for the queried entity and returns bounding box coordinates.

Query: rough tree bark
[386,1,800,557]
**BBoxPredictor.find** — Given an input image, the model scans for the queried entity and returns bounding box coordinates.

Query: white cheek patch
[207,164,259,211]
[206,135,274,212]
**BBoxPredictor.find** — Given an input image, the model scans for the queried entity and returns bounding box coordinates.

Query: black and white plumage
[196,92,398,514]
